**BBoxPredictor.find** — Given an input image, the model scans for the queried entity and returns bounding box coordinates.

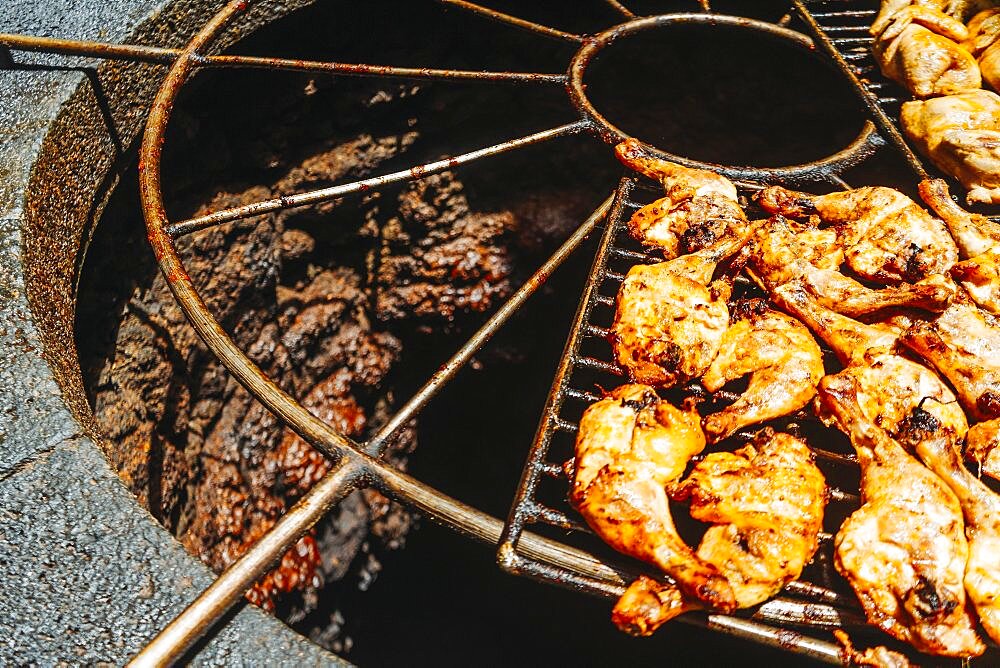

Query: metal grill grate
[499,176,889,665]
[794,0,931,183]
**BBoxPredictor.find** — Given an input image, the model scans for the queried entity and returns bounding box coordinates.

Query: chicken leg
[897,406,1000,646]
[816,374,984,658]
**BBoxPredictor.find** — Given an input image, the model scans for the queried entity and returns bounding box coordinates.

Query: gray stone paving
[0,0,345,664]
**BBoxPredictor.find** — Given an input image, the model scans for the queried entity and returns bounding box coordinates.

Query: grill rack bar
[792,0,930,183]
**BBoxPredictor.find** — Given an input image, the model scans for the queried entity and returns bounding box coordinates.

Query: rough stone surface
[0,0,345,664]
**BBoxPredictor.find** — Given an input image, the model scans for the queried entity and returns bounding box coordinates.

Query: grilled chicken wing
[816,374,985,658]
[748,216,953,317]
[899,407,1000,645]
[615,139,748,257]
[902,90,1000,204]
[674,429,827,607]
[756,185,958,283]
[919,179,1000,313]
[900,298,1000,421]
[570,385,736,614]
[965,8,1000,91]
[920,178,1000,258]
[700,303,824,443]
[872,4,980,98]
[614,429,826,635]
[834,630,917,668]
[611,248,734,387]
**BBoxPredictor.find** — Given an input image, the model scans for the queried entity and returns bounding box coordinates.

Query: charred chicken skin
[569,385,736,614]
[700,302,824,443]
[816,373,985,658]
[902,90,1000,205]
[899,407,1000,646]
[748,215,954,317]
[756,185,958,284]
[614,139,748,258]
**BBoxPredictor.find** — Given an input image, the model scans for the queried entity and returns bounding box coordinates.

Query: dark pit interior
[72,0,887,664]
[584,20,866,166]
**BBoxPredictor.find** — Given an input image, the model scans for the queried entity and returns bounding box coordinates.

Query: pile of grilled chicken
[872,0,1000,204]
[567,139,1000,661]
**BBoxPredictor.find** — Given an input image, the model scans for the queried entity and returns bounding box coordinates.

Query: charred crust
[911,575,955,619]
[679,220,722,254]
[731,297,769,322]
[621,389,659,413]
[902,243,926,282]
[977,390,1000,418]
[897,404,942,444]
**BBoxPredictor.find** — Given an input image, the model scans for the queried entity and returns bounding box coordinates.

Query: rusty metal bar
[436,0,585,43]
[0,32,566,84]
[129,458,363,668]
[167,120,592,236]
[602,0,636,19]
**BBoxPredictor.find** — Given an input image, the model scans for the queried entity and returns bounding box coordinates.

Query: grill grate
[794,0,930,183]
[499,174,999,664]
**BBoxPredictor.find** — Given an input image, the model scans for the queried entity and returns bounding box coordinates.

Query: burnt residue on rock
[76,19,612,648]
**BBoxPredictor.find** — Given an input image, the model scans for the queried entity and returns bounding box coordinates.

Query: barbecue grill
[2,0,996,665]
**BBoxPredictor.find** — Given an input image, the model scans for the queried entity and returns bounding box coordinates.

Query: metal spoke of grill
[0,33,567,83]
[436,0,586,43]
[2,0,955,665]
[602,0,636,19]
[166,120,591,236]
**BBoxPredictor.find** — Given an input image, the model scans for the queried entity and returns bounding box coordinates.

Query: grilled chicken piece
[700,303,824,443]
[920,179,1000,258]
[919,179,1000,313]
[612,575,694,636]
[748,216,953,317]
[900,298,1000,421]
[615,139,748,258]
[611,248,733,387]
[965,8,1000,91]
[773,281,912,365]
[614,429,826,635]
[570,385,736,614]
[674,429,827,608]
[775,281,968,439]
[899,407,1000,645]
[834,630,918,668]
[902,90,1000,205]
[872,4,980,98]
[756,185,958,284]
[816,374,985,658]
[966,418,1000,478]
